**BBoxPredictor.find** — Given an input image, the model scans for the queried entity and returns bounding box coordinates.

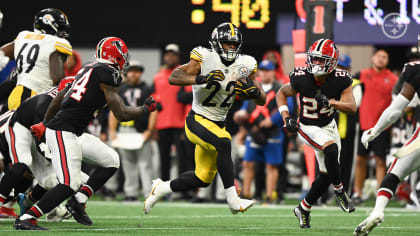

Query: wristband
[278,105,289,114]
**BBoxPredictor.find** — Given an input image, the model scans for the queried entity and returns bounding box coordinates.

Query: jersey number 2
[70,68,93,101]
[202,81,236,107]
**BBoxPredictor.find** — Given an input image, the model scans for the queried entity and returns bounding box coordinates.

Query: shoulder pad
[54,37,72,56]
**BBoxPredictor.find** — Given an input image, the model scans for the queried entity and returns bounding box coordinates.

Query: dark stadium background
[0,1,409,70]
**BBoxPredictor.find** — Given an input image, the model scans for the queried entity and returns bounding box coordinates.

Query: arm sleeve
[371,94,410,135]
[177,86,193,104]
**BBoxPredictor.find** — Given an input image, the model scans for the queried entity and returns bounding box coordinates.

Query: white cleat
[354,211,384,236]
[227,197,255,214]
[144,178,165,214]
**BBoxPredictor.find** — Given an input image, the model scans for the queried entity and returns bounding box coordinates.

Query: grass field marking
[2,225,420,232]
[86,200,420,213]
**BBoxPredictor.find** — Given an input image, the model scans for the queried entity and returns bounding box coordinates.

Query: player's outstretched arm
[249,72,266,106]
[49,51,66,86]
[101,83,150,122]
[328,85,357,114]
[276,83,297,121]
[169,59,201,86]
[370,82,414,136]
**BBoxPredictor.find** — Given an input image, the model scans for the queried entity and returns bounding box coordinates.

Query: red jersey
[153,67,185,130]
[358,68,398,130]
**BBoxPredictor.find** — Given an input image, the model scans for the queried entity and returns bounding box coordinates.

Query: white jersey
[14,30,72,93]
[190,46,257,121]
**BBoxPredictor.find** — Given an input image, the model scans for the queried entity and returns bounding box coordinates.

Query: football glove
[361,128,379,149]
[143,96,157,112]
[284,117,299,133]
[31,122,46,141]
[315,93,330,107]
[234,77,261,99]
[195,70,225,84]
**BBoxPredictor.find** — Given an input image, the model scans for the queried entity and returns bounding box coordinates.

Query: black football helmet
[33,8,70,39]
[209,22,242,62]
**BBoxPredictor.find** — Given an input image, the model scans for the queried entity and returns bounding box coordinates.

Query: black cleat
[65,196,92,226]
[335,190,355,213]
[294,206,310,228]
[14,218,48,230]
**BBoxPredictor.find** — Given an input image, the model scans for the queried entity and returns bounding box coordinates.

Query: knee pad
[379,173,400,194]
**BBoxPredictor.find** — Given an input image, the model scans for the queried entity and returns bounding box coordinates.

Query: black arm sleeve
[177,86,193,104]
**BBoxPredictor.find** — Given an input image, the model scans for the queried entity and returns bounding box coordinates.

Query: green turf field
[0,201,419,235]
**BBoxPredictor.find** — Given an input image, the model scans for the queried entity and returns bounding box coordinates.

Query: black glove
[143,96,156,112]
[234,77,261,99]
[284,117,299,133]
[195,70,225,84]
[315,93,330,107]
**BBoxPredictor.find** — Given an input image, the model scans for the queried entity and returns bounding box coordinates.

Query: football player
[0,8,71,110]
[15,37,156,230]
[144,22,266,214]
[276,39,357,228]
[0,78,74,210]
[354,38,420,236]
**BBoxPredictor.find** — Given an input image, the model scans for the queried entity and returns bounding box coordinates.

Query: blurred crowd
[2,43,420,208]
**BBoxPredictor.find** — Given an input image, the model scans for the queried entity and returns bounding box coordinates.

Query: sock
[215,138,235,188]
[34,184,74,217]
[333,183,344,192]
[300,199,311,211]
[75,185,93,204]
[170,171,209,192]
[226,186,238,200]
[323,144,342,186]
[372,173,400,212]
[85,167,117,192]
[28,184,48,203]
[24,205,44,219]
[304,173,331,205]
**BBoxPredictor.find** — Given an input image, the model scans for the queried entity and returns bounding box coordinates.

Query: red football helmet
[58,76,75,92]
[306,38,339,76]
[95,37,129,72]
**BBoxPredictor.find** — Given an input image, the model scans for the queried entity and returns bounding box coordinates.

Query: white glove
[0,51,10,71]
[361,128,379,149]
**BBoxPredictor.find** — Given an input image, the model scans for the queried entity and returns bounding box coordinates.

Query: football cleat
[65,196,92,226]
[354,211,384,236]
[227,197,254,214]
[0,205,18,218]
[144,178,166,214]
[14,218,48,230]
[294,205,311,228]
[335,189,355,213]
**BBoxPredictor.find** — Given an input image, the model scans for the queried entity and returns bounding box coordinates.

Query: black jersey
[9,87,58,129]
[401,61,420,96]
[47,62,121,136]
[119,81,153,133]
[290,67,352,127]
